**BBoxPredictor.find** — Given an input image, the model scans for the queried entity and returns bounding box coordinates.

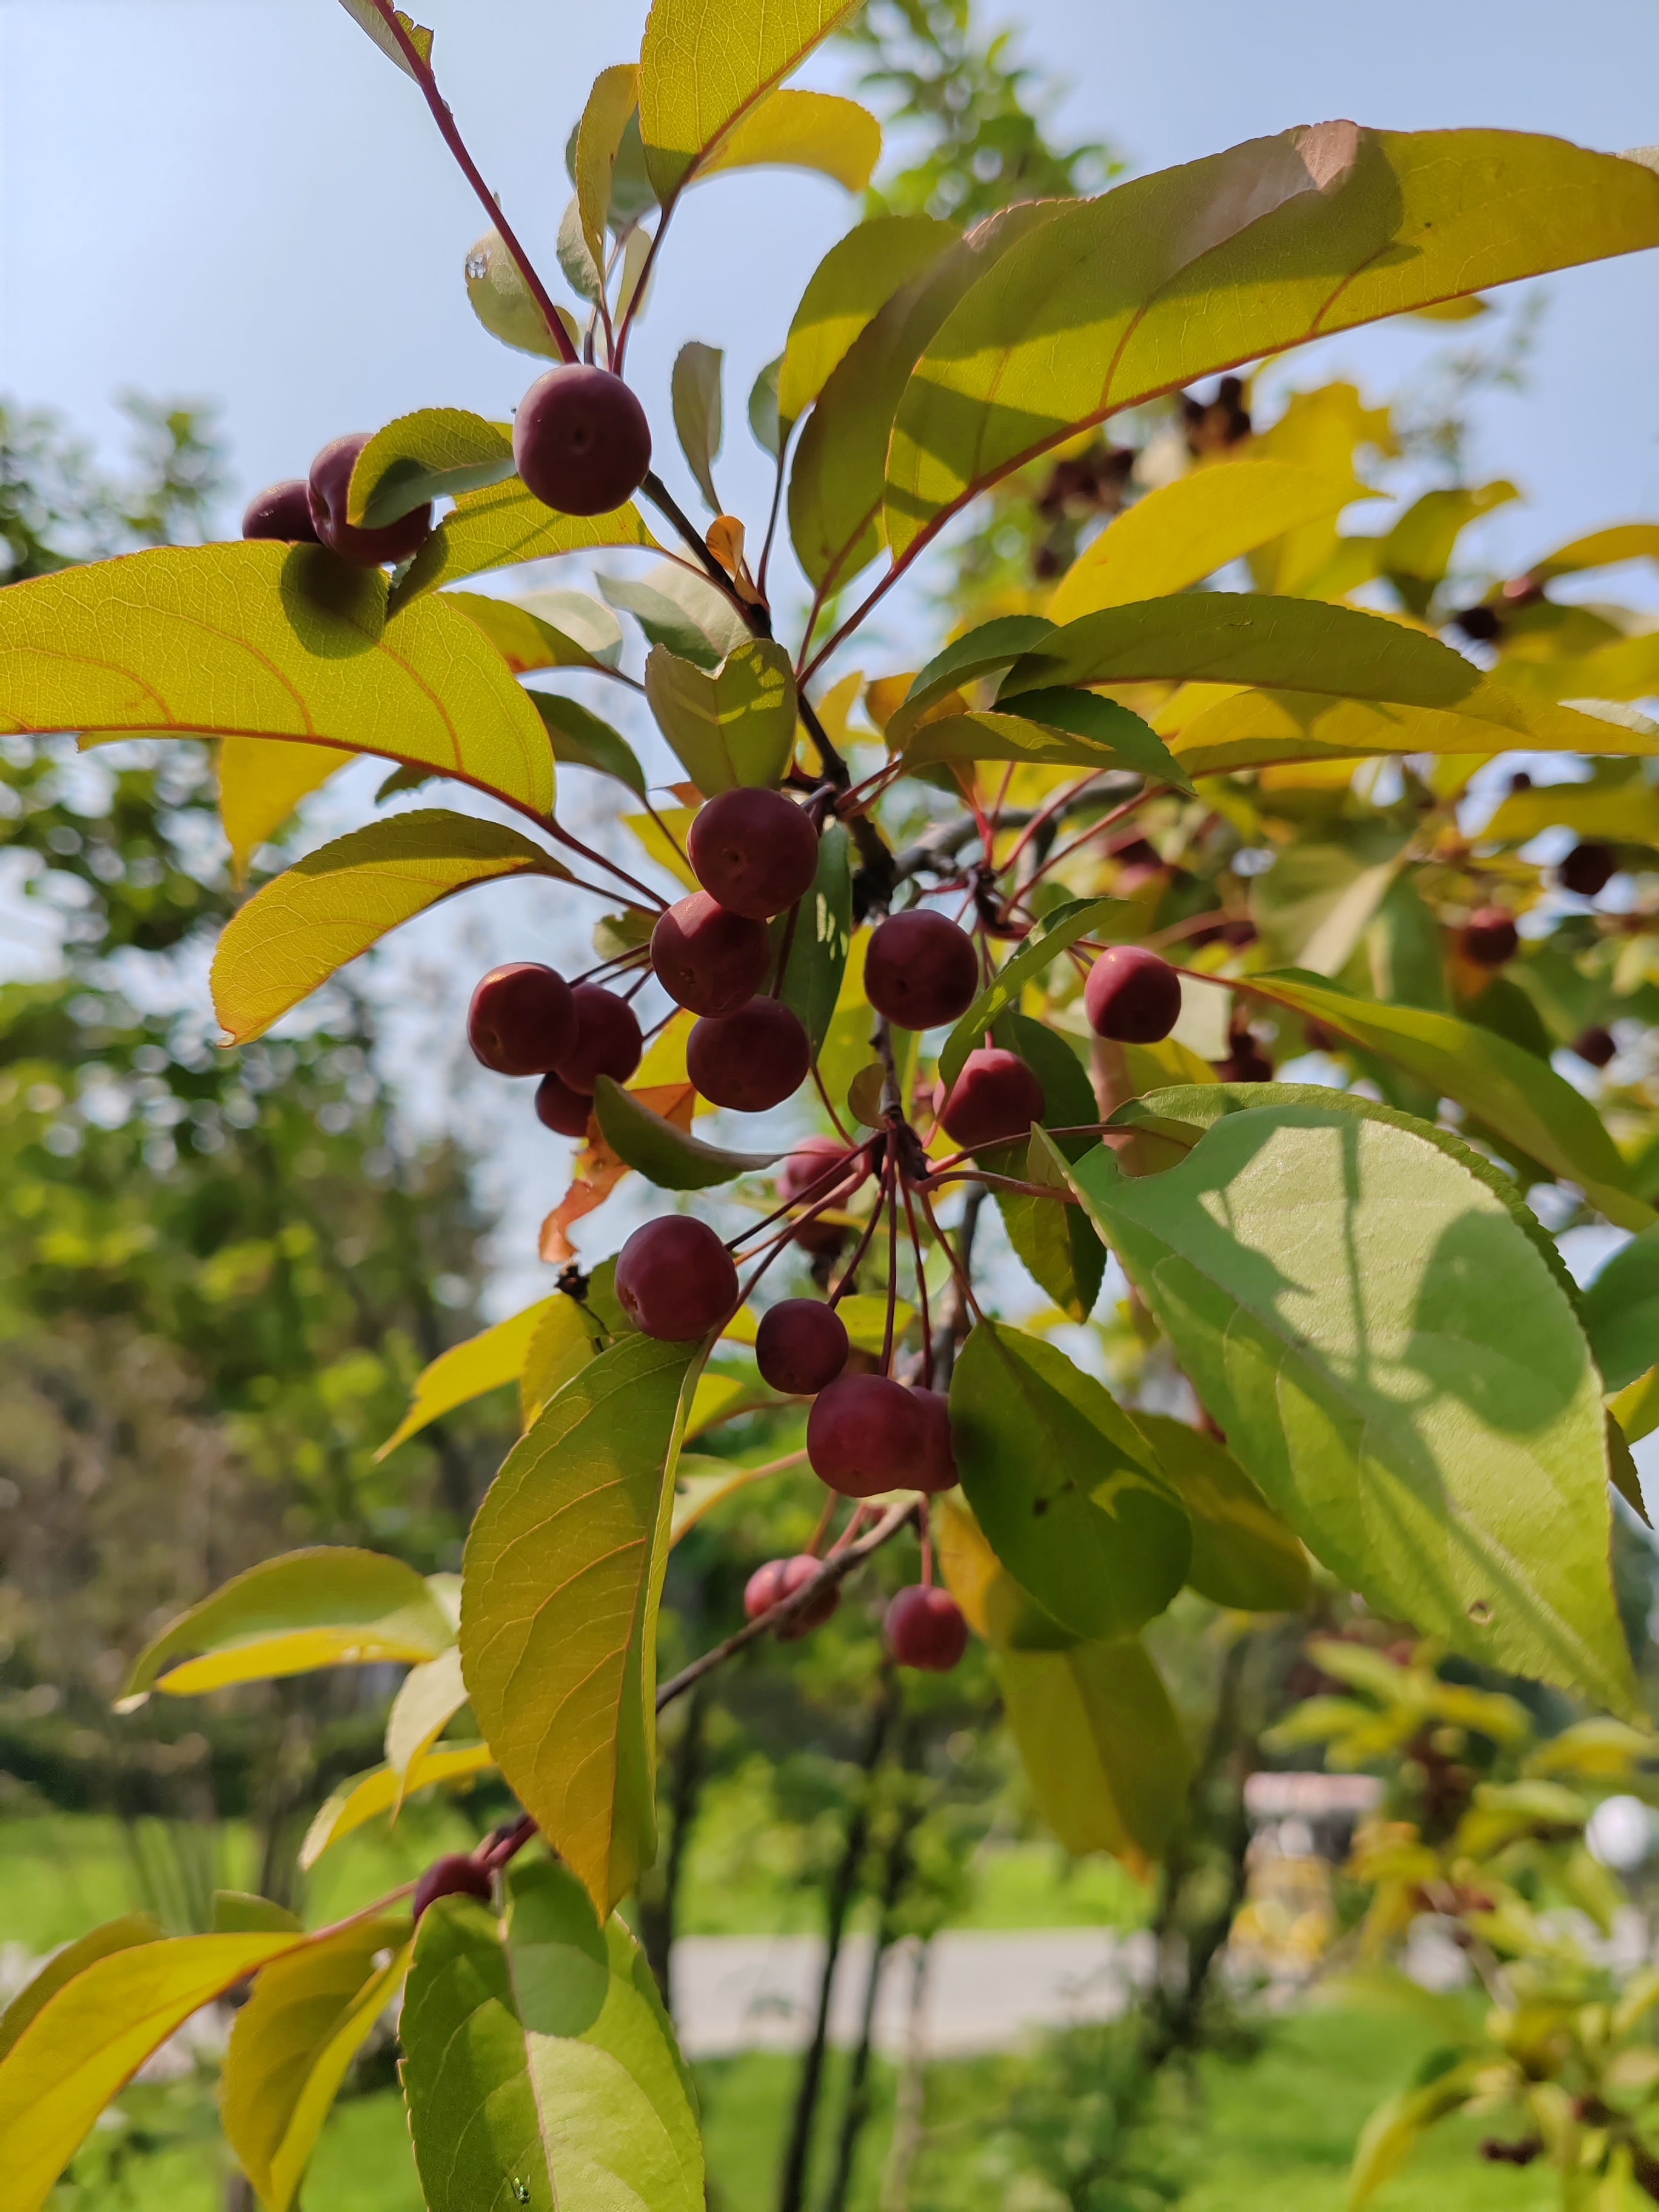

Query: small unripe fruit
[807,1373,928,1498]
[756,1299,849,1395]
[910,1387,958,1494]
[744,1553,840,1638]
[535,1071,593,1138]
[242,479,320,543]
[513,365,652,517]
[555,984,643,1093]
[413,1852,494,1923]
[615,1216,738,1340]
[1461,907,1518,968]
[934,1047,1045,1150]
[864,910,979,1030]
[688,788,820,919]
[468,962,577,1076]
[1085,945,1181,1043]
[652,893,771,1016]
[1558,842,1617,899]
[1574,1025,1617,1068]
[884,1585,968,1672]
[308,433,433,566]
[687,997,811,1111]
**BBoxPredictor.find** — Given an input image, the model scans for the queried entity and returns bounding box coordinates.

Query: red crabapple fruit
[651,893,771,1016]
[743,1554,840,1638]
[468,963,576,1076]
[863,910,979,1030]
[308,433,433,566]
[687,788,820,919]
[884,1585,968,1671]
[686,997,810,1111]
[555,984,643,1093]
[1084,945,1181,1044]
[1461,908,1519,968]
[614,1216,738,1341]
[242,480,320,542]
[512,366,652,517]
[756,1299,849,1395]
[412,1852,494,1923]
[934,1047,1044,1149]
[534,1071,593,1138]
[807,1373,928,1498]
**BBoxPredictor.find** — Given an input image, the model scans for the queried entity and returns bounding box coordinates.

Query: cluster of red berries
[467,960,643,1139]
[243,431,435,566]
[741,1552,968,1671]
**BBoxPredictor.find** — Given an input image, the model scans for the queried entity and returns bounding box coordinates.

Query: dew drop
[466,250,491,281]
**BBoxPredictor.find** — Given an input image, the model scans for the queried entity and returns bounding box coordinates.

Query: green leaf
[299,1743,497,1871]
[223,1919,413,2212]
[592,1074,781,1188]
[1583,1228,1659,1392]
[461,1334,706,1912]
[464,230,577,360]
[1048,458,1359,623]
[644,638,797,791]
[0,1917,163,2067]
[212,1894,305,1936]
[575,64,643,265]
[557,196,605,303]
[335,0,430,78]
[393,481,656,608]
[1132,1413,1310,1611]
[216,737,348,885]
[886,614,1056,747]
[638,0,862,202]
[777,213,960,431]
[748,355,783,457]
[528,692,648,795]
[671,342,724,512]
[347,409,515,529]
[977,1015,1107,1319]
[1349,2065,1484,2208]
[121,1548,455,1703]
[789,198,1070,595]
[699,90,880,194]
[941,897,1116,1091]
[886,125,1659,563]
[1481,774,1659,848]
[774,819,852,1051]
[601,561,752,669]
[950,1321,1191,1640]
[449,587,624,675]
[0,543,558,814]
[380,1296,561,1460]
[0,1929,308,2212]
[386,1645,470,1788]
[521,1295,605,1429]
[900,692,1185,782]
[1059,1101,1638,1711]
[210,811,568,1047]
[1250,833,1407,974]
[1378,482,1518,615]
[400,1859,703,2212]
[1244,969,1654,1230]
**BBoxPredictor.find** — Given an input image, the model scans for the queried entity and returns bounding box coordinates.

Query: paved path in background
[668,1928,1153,2059]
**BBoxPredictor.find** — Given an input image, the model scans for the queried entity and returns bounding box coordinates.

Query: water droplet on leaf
[466,250,490,281]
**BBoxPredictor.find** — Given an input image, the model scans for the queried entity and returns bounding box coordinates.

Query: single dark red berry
[555,984,643,1093]
[651,893,771,1016]
[615,1216,738,1340]
[1574,1025,1617,1068]
[743,1553,840,1639]
[884,1585,968,1672]
[910,1387,958,1495]
[780,1134,862,1256]
[242,479,320,543]
[863,910,979,1030]
[687,788,820,920]
[807,1373,928,1498]
[756,1299,850,1395]
[934,1047,1045,1150]
[412,1852,494,1923]
[1084,945,1182,1043]
[1461,907,1519,968]
[468,963,577,1076]
[512,366,652,517]
[535,1071,593,1137]
[1558,843,1617,899]
[308,433,433,566]
[686,997,811,1111]
[1217,1025,1274,1084]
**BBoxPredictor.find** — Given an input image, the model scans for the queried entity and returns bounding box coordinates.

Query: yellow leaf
[384,1645,469,1792]
[0,1916,163,2066]
[1611,1367,1659,1447]
[298,1742,497,1871]
[669,1453,800,1542]
[1530,521,1659,584]
[0,1930,308,2212]
[700,89,880,194]
[223,1919,413,2212]
[623,804,701,890]
[346,408,515,529]
[210,810,568,1046]
[519,1293,602,1430]
[464,230,579,361]
[778,214,959,430]
[643,638,798,792]
[217,739,346,885]
[379,1296,561,1461]
[576,64,643,275]
[391,478,657,606]
[0,543,555,816]
[686,1371,748,1438]
[1481,777,1659,848]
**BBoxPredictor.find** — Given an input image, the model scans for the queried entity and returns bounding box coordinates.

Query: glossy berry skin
[555,984,643,1093]
[468,963,577,1076]
[652,893,771,1016]
[1084,945,1181,1044]
[513,365,652,517]
[242,479,320,543]
[615,1215,738,1341]
[1558,842,1617,899]
[808,1373,928,1498]
[756,1299,849,1395]
[534,1071,593,1138]
[308,433,433,566]
[885,1585,968,1672]
[780,1134,862,1256]
[863,910,979,1030]
[1575,1025,1617,1068]
[686,997,810,1112]
[743,1553,839,1639]
[935,1048,1045,1150]
[412,1852,494,1923]
[1461,907,1519,968]
[910,1387,959,1495]
[687,788,820,920]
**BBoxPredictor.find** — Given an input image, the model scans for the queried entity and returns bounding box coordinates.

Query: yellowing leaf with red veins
[211,809,569,1046]
[0,542,555,815]
[391,478,656,606]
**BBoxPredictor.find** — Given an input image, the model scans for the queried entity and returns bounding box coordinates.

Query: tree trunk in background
[638,1681,712,2013]
[878,1939,930,2212]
